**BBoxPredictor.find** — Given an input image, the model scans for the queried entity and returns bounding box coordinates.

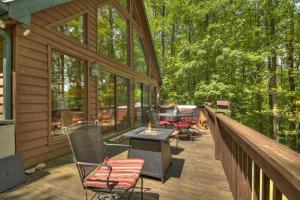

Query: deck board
[0,130,233,200]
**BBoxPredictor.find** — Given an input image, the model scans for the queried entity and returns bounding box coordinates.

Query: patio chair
[63,121,144,200]
[172,108,194,142]
[146,109,180,148]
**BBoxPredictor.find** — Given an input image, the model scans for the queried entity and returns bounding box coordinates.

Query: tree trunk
[254,1,262,132]
[266,0,279,140]
[287,1,297,150]
[109,7,114,58]
[170,16,176,57]
[161,3,166,73]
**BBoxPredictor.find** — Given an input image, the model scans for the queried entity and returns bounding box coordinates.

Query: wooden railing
[204,106,300,200]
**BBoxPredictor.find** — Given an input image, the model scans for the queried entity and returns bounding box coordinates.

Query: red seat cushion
[83,158,144,190]
[173,122,191,129]
[158,120,171,126]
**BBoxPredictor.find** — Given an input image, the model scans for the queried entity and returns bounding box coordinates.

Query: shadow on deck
[0,129,233,200]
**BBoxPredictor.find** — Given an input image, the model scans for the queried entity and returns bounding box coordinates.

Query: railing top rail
[204,106,300,198]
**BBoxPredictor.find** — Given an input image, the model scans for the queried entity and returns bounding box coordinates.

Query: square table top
[123,126,174,141]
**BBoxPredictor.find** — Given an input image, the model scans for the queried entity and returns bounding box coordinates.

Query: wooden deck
[0,130,233,200]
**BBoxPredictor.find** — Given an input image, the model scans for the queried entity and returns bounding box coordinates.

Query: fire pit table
[124,126,174,182]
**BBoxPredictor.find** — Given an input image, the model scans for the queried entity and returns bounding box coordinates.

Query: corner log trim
[205,106,300,200]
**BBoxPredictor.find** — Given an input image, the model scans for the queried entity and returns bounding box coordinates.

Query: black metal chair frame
[63,121,144,200]
[146,109,180,148]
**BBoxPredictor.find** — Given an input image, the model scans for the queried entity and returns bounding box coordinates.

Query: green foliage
[145,0,300,151]
[133,32,149,75]
[97,4,127,65]
[56,15,85,43]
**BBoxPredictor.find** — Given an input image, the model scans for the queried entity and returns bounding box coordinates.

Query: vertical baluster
[238,146,243,199]
[226,133,229,181]
[253,163,260,200]
[214,116,221,160]
[233,142,239,199]
[229,134,234,197]
[272,184,282,200]
[247,156,253,200]
[261,173,270,200]
[242,150,248,199]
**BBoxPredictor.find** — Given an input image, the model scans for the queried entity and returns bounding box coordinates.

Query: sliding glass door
[97,69,130,134]
[98,70,115,133]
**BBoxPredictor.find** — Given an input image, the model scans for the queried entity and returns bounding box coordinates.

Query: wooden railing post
[214,114,222,160]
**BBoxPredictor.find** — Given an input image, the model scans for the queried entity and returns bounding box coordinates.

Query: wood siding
[14,0,160,168]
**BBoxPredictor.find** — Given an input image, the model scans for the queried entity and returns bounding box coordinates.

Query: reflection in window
[55,15,86,43]
[96,69,130,133]
[151,87,157,111]
[51,51,85,137]
[118,0,128,10]
[98,70,115,133]
[143,85,150,123]
[97,4,128,65]
[134,32,148,75]
[0,38,3,120]
[135,83,142,125]
[116,76,130,131]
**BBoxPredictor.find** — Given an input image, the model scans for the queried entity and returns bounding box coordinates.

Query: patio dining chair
[146,109,180,148]
[63,121,144,200]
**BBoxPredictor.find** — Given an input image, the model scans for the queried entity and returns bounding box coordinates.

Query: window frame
[48,47,88,145]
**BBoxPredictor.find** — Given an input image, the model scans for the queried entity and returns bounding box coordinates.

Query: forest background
[144,0,300,151]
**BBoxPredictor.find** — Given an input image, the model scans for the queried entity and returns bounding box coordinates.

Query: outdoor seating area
[0,127,233,200]
[1,0,300,200]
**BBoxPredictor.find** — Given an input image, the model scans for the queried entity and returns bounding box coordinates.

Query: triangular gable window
[54,15,86,43]
[133,32,149,76]
[117,0,128,10]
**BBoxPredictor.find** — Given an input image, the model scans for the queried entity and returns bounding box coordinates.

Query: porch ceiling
[0,0,72,25]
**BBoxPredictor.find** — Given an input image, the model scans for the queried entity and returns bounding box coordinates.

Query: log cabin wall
[14,0,160,168]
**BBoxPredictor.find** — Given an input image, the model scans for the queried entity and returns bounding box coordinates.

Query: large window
[142,85,151,123]
[55,15,86,43]
[97,69,130,134]
[116,76,130,131]
[151,86,157,111]
[98,70,115,133]
[133,82,152,124]
[51,51,85,137]
[133,32,149,75]
[134,83,142,125]
[97,4,128,65]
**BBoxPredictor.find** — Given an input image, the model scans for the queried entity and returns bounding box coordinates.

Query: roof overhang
[0,0,72,25]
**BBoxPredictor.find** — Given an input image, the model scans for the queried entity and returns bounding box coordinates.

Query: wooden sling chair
[63,121,144,200]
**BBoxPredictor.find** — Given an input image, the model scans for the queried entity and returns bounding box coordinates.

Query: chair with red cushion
[173,118,193,142]
[63,121,144,200]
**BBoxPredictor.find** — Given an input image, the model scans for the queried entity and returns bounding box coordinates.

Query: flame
[147,121,152,131]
